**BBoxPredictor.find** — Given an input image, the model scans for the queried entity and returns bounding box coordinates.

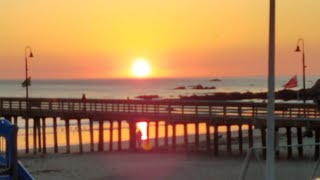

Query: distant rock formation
[191,84,216,90]
[209,78,222,82]
[180,78,320,101]
[173,86,186,90]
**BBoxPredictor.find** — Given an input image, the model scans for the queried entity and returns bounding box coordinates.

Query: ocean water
[0,76,318,99]
[0,76,318,151]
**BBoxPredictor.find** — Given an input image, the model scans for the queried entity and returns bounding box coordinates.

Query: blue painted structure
[0,119,33,180]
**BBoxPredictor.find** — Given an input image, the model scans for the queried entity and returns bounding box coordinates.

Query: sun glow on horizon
[131,58,151,78]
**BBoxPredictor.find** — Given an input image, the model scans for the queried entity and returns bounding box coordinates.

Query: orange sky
[0,0,320,79]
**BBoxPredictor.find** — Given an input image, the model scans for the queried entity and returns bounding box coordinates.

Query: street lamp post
[25,46,33,112]
[295,38,306,105]
[295,39,312,137]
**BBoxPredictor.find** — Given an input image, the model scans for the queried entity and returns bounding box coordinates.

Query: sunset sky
[0,0,319,79]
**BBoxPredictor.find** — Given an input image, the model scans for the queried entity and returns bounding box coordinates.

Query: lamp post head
[295,45,301,52]
[29,52,34,58]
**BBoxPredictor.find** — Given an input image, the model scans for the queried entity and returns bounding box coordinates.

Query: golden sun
[131,58,151,78]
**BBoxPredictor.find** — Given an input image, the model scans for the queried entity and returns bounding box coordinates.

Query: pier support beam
[172,123,176,150]
[65,119,70,153]
[25,118,29,154]
[261,128,266,159]
[275,128,279,158]
[248,124,253,148]
[297,127,303,157]
[109,121,113,152]
[165,122,169,150]
[33,118,38,154]
[184,123,188,148]
[226,125,232,154]
[238,125,243,154]
[206,122,211,152]
[155,121,159,149]
[37,118,42,153]
[89,119,94,152]
[13,116,18,126]
[214,125,219,156]
[195,122,199,150]
[53,117,58,153]
[315,128,320,160]
[98,120,104,152]
[42,117,47,154]
[286,127,292,159]
[130,121,137,151]
[77,119,83,153]
[118,121,122,151]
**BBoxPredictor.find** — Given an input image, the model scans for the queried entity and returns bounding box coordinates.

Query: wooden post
[147,122,150,142]
[155,121,159,149]
[118,120,122,151]
[184,123,188,148]
[248,124,253,148]
[286,127,292,159]
[77,119,83,153]
[13,116,18,126]
[275,128,279,158]
[109,121,113,152]
[25,118,29,154]
[33,118,37,154]
[53,117,58,153]
[42,117,46,154]
[315,128,320,160]
[238,125,243,154]
[297,127,303,157]
[261,128,266,160]
[227,125,232,154]
[89,119,94,152]
[37,118,42,152]
[206,122,211,152]
[214,125,219,156]
[165,122,169,150]
[195,122,199,149]
[98,120,104,152]
[172,123,176,150]
[129,121,136,151]
[66,119,70,153]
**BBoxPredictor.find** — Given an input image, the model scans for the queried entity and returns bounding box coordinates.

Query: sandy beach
[20,150,320,180]
[19,129,320,180]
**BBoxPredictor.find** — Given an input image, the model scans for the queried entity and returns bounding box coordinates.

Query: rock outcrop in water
[180,78,320,101]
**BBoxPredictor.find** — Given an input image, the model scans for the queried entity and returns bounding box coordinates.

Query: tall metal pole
[25,50,29,112]
[25,46,33,113]
[266,0,276,179]
[301,40,306,107]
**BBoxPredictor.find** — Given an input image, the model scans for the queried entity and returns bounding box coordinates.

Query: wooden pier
[1,97,320,158]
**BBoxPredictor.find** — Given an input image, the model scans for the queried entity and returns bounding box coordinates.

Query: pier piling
[42,117,46,154]
[109,121,113,152]
[53,117,58,153]
[89,119,94,152]
[98,121,104,152]
[286,127,292,159]
[77,119,83,153]
[118,121,122,151]
[227,125,232,154]
[65,119,70,153]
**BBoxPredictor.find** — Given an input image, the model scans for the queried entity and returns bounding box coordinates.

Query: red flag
[283,75,297,89]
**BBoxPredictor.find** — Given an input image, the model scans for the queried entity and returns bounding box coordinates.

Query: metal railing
[0,97,319,120]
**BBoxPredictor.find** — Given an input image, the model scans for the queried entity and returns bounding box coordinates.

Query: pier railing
[0,97,319,122]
